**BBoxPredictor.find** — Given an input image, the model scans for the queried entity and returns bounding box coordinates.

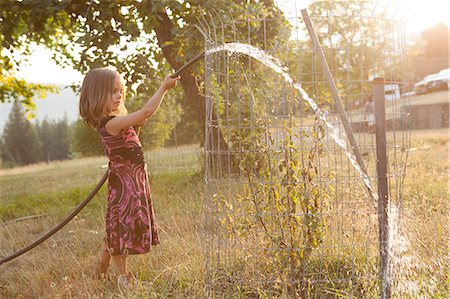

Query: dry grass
[0,130,448,298]
[393,128,449,297]
[0,146,204,298]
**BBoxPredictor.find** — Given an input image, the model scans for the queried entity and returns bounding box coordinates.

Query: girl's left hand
[162,75,181,90]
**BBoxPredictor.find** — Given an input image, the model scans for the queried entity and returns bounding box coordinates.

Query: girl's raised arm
[105,75,180,136]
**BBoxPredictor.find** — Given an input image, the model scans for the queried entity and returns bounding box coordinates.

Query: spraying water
[206,42,375,199]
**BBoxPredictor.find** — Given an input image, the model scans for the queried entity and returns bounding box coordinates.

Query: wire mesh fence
[145,145,203,176]
[201,5,410,298]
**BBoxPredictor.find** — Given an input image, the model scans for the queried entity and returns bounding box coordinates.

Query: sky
[18,46,84,85]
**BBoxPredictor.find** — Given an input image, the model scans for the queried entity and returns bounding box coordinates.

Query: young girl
[79,67,180,286]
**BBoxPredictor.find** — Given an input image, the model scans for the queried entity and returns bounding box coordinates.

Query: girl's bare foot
[117,272,136,290]
[94,259,109,280]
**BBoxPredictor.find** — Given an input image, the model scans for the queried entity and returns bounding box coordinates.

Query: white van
[430,68,450,91]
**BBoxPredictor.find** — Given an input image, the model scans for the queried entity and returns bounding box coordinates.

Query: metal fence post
[373,77,391,299]
[301,9,368,177]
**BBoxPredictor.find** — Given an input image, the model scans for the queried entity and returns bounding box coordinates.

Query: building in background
[413,22,450,81]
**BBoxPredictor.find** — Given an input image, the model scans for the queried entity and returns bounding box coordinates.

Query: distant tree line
[0,101,70,167]
[0,99,201,168]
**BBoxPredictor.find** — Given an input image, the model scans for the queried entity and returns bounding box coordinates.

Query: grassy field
[0,130,448,298]
[0,145,205,298]
[395,129,449,297]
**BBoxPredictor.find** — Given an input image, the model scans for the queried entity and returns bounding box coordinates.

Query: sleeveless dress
[98,116,160,255]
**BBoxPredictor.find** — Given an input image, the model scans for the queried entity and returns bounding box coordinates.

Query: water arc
[205,42,376,200]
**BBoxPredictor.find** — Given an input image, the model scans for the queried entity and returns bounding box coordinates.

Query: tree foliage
[0,0,68,113]
[1,0,290,147]
[277,0,405,109]
[36,117,71,161]
[69,119,103,157]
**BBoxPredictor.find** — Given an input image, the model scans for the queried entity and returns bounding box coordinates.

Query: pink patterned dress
[98,116,160,255]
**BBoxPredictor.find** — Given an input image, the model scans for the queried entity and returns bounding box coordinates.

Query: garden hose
[0,52,204,265]
[171,51,204,78]
[0,172,108,265]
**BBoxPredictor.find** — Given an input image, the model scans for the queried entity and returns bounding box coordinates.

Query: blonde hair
[79,67,127,129]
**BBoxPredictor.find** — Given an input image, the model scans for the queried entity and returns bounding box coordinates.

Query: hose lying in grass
[0,171,108,265]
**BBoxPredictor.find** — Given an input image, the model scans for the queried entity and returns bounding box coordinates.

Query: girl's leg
[111,254,127,276]
[96,245,111,278]
[112,254,134,288]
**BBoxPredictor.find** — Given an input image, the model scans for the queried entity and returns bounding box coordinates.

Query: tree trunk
[153,9,234,176]
[152,9,205,126]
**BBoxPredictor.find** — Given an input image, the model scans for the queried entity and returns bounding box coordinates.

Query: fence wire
[202,6,410,298]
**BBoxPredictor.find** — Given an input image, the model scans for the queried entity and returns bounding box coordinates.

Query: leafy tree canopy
[1,0,290,124]
[0,0,68,114]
